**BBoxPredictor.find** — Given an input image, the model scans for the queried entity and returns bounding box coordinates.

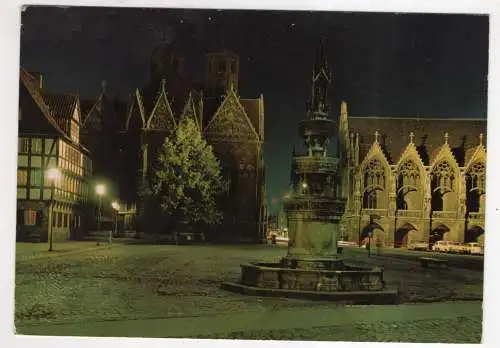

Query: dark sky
[20,7,489,214]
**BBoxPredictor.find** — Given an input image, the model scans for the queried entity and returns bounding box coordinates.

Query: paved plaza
[15,242,483,342]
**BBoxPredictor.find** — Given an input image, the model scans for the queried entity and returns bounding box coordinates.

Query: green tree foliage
[150,117,222,231]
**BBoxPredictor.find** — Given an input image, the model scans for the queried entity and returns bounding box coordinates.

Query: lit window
[30,168,42,186]
[17,169,28,186]
[18,138,29,153]
[31,138,42,154]
[44,138,55,155]
[24,209,37,226]
[71,121,79,144]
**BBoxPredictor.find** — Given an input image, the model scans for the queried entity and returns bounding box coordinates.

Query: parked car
[466,242,484,255]
[338,240,358,248]
[432,240,453,253]
[449,242,469,254]
[407,240,429,251]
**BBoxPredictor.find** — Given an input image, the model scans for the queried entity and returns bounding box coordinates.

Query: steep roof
[19,68,69,139]
[348,116,487,166]
[42,93,79,125]
[240,98,263,139]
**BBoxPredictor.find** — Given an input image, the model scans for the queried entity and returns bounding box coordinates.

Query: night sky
[20,6,489,214]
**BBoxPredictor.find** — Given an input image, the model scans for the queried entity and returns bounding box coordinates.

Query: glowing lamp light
[302,182,308,189]
[111,201,120,211]
[95,184,106,196]
[46,168,61,182]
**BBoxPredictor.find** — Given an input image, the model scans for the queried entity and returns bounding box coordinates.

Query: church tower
[204,50,240,98]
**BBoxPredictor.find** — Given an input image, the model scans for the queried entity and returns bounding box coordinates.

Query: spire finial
[161,78,166,89]
[444,132,449,144]
[341,101,347,114]
[374,130,380,143]
[479,133,484,146]
[409,132,415,144]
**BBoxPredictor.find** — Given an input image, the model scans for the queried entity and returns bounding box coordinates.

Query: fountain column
[283,38,346,269]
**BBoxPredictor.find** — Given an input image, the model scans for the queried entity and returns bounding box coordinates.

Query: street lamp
[95,184,106,246]
[111,201,120,244]
[46,168,61,252]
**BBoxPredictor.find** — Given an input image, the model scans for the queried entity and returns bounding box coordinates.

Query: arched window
[397,160,420,189]
[396,160,420,210]
[363,159,385,190]
[431,161,455,194]
[466,161,485,213]
[466,162,485,194]
[362,159,386,209]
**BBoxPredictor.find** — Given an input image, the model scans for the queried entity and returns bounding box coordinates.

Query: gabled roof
[349,116,487,166]
[19,68,68,138]
[43,93,79,124]
[19,68,89,152]
[464,134,487,171]
[429,133,460,171]
[359,131,391,171]
[203,85,260,142]
[395,132,426,170]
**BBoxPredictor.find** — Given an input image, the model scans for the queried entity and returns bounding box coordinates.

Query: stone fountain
[222,40,398,304]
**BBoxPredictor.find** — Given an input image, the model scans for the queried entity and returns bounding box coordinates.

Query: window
[18,138,29,153]
[431,161,455,194]
[17,169,28,186]
[230,61,236,73]
[24,209,37,226]
[364,190,378,209]
[57,212,62,227]
[31,138,42,154]
[45,138,55,155]
[71,121,79,144]
[63,213,68,228]
[30,168,42,186]
[218,60,226,73]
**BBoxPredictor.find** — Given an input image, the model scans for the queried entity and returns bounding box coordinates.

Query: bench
[418,257,448,268]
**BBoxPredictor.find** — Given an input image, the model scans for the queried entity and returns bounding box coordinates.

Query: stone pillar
[479,194,486,213]
[287,211,338,258]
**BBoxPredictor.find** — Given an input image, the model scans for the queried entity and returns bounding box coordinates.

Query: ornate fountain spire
[308,38,332,117]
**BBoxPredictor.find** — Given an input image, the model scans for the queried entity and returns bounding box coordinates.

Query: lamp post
[95,184,106,246]
[46,168,61,252]
[111,201,120,244]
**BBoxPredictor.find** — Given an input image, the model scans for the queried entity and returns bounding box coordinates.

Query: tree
[149,117,222,233]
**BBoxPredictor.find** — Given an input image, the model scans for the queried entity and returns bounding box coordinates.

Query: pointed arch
[395,153,425,211]
[464,225,484,244]
[465,160,486,214]
[360,154,390,209]
[179,92,200,131]
[135,89,146,127]
[203,87,259,142]
[394,222,418,249]
[360,222,386,247]
[146,87,177,131]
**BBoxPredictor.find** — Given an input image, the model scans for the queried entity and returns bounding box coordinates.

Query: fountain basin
[222,261,399,304]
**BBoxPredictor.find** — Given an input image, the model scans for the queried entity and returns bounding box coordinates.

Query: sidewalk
[18,300,482,338]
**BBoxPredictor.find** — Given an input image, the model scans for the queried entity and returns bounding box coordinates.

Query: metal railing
[293,156,339,174]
